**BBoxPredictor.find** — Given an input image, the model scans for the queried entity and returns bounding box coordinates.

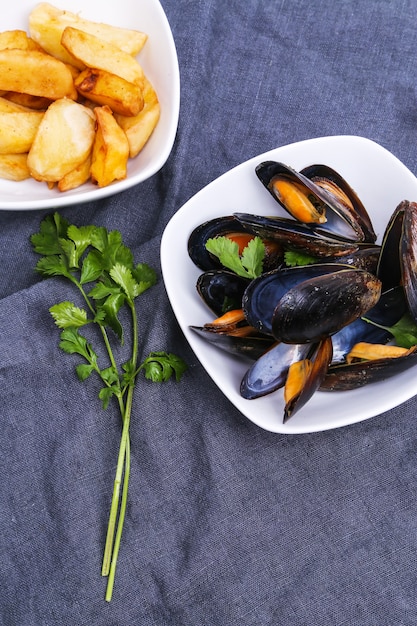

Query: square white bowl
[0,0,180,210]
[161,136,417,434]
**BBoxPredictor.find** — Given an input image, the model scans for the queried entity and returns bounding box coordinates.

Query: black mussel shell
[377,200,417,325]
[400,201,417,324]
[376,200,405,290]
[240,342,310,399]
[242,263,348,336]
[284,337,333,422]
[188,215,284,272]
[320,345,417,391]
[323,245,380,274]
[189,326,274,361]
[234,213,359,258]
[196,270,250,317]
[330,287,407,363]
[301,163,377,244]
[271,268,382,344]
[188,216,247,271]
[255,161,368,242]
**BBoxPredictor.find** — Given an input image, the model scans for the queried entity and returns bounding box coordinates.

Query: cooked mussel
[321,344,417,391]
[234,213,360,258]
[242,263,371,336]
[240,341,311,399]
[255,161,375,242]
[330,286,407,363]
[190,306,274,361]
[196,270,250,316]
[190,325,274,361]
[240,336,333,421]
[283,337,333,421]
[301,163,376,243]
[377,200,417,324]
[188,215,283,272]
[271,268,382,344]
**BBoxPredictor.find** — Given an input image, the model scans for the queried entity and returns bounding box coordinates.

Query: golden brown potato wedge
[0,96,33,112]
[0,110,44,154]
[0,30,44,52]
[115,77,160,157]
[90,105,129,187]
[74,68,144,117]
[0,49,77,100]
[58,153,92,191]
[0,30,31,50]
[0,153,30,180]
[4,92,52,111]
[29,3,147,68]
[28,98,96,182]
[61,27,145,86]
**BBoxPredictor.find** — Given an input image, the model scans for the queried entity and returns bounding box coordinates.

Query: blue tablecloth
[1,1,417,624]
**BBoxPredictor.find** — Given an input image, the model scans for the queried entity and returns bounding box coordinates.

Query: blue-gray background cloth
[1,1,417,624]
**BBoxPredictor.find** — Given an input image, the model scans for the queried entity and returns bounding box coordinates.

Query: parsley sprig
[205,235,265,278]
[31,212,187,602]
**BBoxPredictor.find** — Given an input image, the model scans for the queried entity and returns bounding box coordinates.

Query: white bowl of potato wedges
[0,1,180,210]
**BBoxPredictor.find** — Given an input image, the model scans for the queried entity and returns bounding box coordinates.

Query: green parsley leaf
[30,212,69,255]
[284,249,318,267]
[76,363,95,382]
[109,263,140,300]
[141,351,188,382]
[50,302,89,329]
[205,235,265,279]
[58,328,98,366]
[362,312,417,349]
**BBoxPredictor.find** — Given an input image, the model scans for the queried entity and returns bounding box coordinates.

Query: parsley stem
[103,300,138,601]
[104,394,132,601]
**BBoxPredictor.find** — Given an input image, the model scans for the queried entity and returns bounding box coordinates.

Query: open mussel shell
[400,201,417,324]
[196,270,250,317]
[320,345,417,391]
[234,213,360,258]
[330,286,407,363]
[189,326,274,361]
[324,245,380,273]
[240,342,310,399]
[243,263,365,336]
[255,161,371,242]
[301,163,377,244]
[376,200,405,290]
[271,268,382,344]
[284,337,333,422]
[377,199,417,324]
[188,215,284,272]
[188,216,247,271]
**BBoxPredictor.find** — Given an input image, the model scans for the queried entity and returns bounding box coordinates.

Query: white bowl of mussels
[161,135,417,434]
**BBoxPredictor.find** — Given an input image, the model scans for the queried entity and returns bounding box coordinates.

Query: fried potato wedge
[28,98,95,182]
[0,110,44,154]
[0,96,33,112]
[58,153,92,192]
[90,105,129,187]
[115,78,160,157]
[4,92,52,111]
[29,3,147,69]
[61,27,145,86]
[74,68,144,117]
[0,30,30,50]
[0,49,77,100]
[0,30,43,52]
[0,153,30,180]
